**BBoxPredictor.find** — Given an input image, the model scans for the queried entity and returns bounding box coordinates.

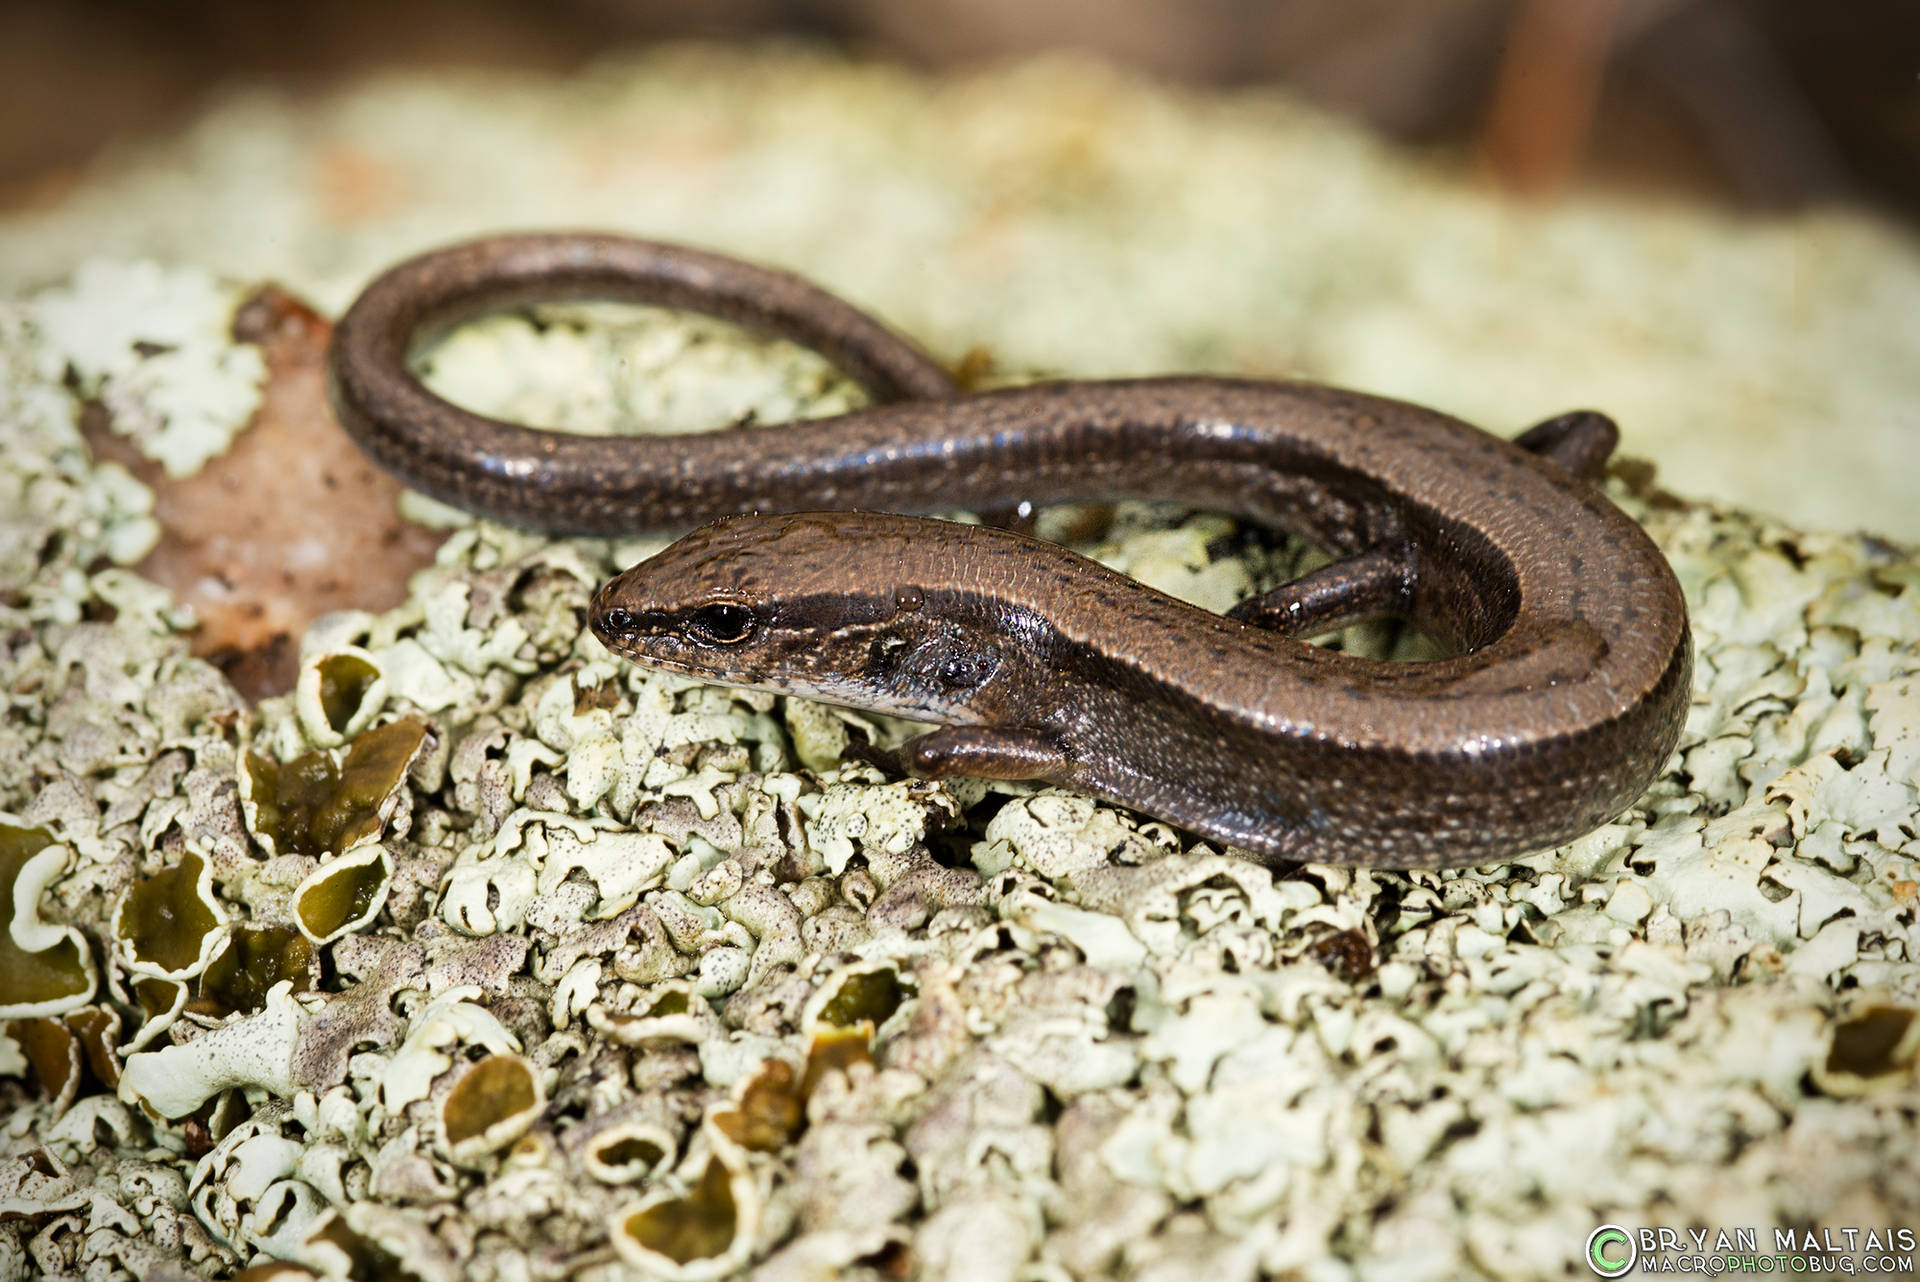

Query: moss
[119,850,219,975]
[0,821,94,1014]
[190,923,314,1018]
[246,716,426,858]
[619,1156,740,1266]
[318,652,381,734]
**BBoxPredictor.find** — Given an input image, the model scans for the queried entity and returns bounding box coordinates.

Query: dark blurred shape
[1477,0,1857,206]
[816,0,1516,124]
[0,0,609,206]
[1622,0,1857,207]
[1749,0,1920,214]
[0,0,1915,219]
[1478,0,1624,197]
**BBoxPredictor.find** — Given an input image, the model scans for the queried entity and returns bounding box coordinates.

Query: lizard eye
[602,607,634,633]
[687,603,755,645]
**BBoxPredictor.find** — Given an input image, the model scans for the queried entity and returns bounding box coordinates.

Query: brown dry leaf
[83,284,444,700]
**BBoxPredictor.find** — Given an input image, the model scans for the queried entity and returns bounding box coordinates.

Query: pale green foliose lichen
[3,53,1919,1282]
[29,259,266,477]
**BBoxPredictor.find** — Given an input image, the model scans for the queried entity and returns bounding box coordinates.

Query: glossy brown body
[329,233,1692,867]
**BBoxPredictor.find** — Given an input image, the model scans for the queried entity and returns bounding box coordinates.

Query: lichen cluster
[3,275,1918,1280]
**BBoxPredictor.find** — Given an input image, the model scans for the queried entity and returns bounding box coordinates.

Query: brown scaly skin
[328,233,1692,867]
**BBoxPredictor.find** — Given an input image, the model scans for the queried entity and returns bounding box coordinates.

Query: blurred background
[2,0,1917,540]
[4,0,1916,216]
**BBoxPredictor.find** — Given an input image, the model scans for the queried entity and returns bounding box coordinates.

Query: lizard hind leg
[1512,409,1620,481]
[1226,543,1414,639]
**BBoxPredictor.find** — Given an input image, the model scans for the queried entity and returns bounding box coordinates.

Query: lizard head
[589,512,1054,724]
